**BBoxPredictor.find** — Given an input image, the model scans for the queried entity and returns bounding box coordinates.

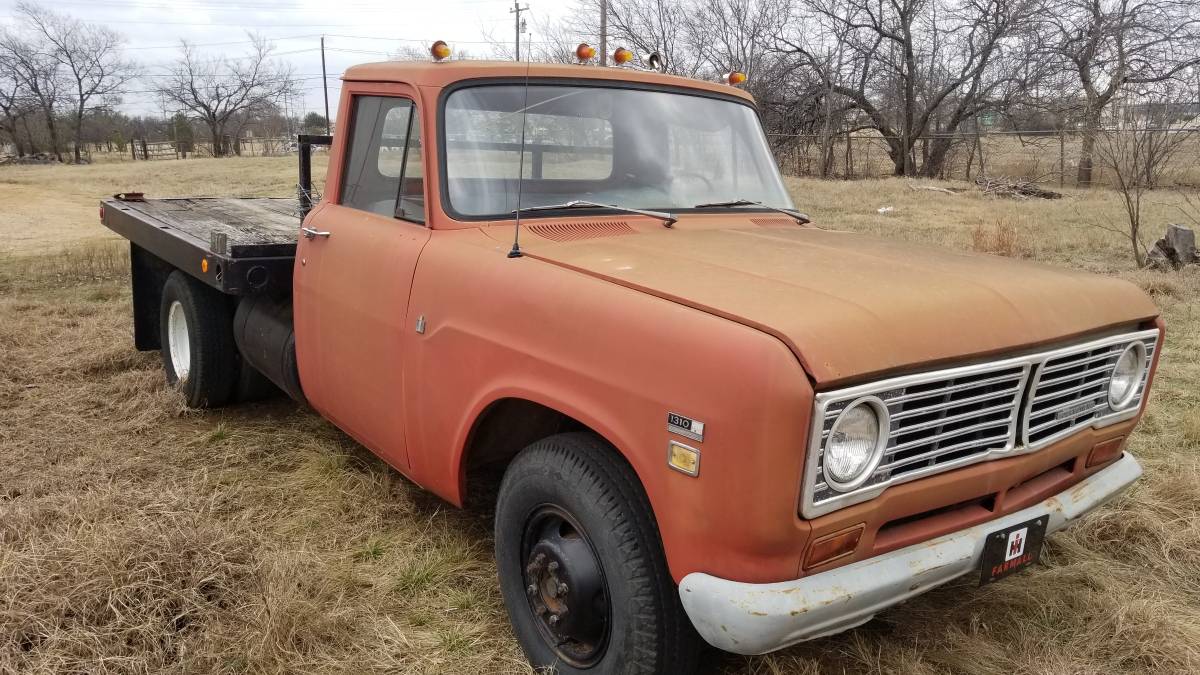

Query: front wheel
[495,433,701,674]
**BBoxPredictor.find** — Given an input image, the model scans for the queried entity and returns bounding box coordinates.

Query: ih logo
[1005,527,1028,562]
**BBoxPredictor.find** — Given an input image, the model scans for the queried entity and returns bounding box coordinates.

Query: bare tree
[480,15,577,63]
[526,18,592,64]
[0,49,32,156]
[0,26,64,161]
[686,0,789,79]
[775,0,1036,177]
[156,36,295,157]
[560,0,704,76]
[1041,0,1200,186]
[1092,90,1194,266]
[15,2,137,163]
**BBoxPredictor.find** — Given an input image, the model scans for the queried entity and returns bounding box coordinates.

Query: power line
[0,15,400,27]
[117,32,550,54]
[13,0,413,10]
[322,33,552,45]
[123,33,323,50]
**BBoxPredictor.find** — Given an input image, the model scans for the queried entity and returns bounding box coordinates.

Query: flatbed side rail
[298,134,333,218]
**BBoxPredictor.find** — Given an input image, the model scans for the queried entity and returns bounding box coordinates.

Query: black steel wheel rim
[520,504,611,668]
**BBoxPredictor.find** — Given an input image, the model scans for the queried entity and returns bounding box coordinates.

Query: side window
[339,95,425,223]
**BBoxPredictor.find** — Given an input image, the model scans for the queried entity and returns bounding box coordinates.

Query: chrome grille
[806,361,1030,517]
[802,328,1159,519]
[1024,332,1158,448]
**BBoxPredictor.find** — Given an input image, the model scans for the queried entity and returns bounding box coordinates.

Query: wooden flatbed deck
[114,197,301,257]
[102,196,301,295]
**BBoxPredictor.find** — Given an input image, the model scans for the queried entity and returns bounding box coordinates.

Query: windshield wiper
[693,198,811,224]
[513,200,677,227]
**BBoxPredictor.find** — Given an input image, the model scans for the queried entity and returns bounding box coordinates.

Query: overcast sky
[0,0,573,117]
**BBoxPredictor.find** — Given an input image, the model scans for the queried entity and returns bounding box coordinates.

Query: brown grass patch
[1183,413,1200,448]
[2,163,1199,673]
[971,218,1031,257]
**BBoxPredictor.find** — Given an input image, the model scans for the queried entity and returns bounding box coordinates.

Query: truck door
[294,91,430,469]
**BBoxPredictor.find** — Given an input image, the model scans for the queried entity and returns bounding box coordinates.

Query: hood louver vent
[527,220,636,242]
[750,217,797,228]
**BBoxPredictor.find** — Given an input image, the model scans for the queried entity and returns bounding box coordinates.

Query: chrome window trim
[801,328,1160,520]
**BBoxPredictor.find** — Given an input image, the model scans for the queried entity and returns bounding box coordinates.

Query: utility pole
[599,0,607,66]
[511,1,529,61]
[320,35,331,135]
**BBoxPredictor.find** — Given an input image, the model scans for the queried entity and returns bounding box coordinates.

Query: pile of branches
[0,152,60,166]
[974,176,1063,200]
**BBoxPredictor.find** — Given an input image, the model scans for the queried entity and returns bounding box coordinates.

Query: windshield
[442,84,793,219]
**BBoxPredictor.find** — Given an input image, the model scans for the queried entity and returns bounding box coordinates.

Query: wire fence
[769,128,1200,188]
[123,136,299,161]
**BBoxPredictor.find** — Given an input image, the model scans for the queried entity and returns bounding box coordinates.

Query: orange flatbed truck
[100,59,1163,674]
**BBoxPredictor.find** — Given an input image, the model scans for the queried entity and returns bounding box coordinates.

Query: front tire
[159,271,238,408]
[495,433,701,674]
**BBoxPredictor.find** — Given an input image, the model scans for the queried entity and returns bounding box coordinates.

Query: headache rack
[801,328,1159,518]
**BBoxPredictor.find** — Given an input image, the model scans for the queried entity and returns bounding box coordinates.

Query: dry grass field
[2,156,1199,674]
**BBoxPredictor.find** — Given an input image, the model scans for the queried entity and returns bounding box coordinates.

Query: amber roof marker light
[575,43,596,64]
[725,71,747,86]
[613,47,634,65]
[430,40,451,61]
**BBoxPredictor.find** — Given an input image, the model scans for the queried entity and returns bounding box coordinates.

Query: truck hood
[518,224,1158,385]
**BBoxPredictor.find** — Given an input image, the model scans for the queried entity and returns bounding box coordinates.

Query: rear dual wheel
[495,433,702,674]
[159,271,274,407]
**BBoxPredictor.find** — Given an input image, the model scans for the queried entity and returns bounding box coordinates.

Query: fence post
[972,115,986,179]
[845,131,853,180]
[1059,127,1066,188]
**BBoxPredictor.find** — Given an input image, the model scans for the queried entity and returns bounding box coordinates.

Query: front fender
[403,229,817,583]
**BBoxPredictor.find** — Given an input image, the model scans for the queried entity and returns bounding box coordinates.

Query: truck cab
[102,56,1162,674]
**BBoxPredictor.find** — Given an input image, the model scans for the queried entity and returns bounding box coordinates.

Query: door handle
[301,227,331,239]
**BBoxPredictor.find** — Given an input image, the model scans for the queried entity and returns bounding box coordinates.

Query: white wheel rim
[167,300,191,381]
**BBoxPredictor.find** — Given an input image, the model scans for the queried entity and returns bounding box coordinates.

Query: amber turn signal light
[613,47,634,65]
[575,43,596,62]
[804,525,864,570]
[430,40,451,61]
[1087,437,1125,468]
[725,71,747,86]
[667,440,700,477]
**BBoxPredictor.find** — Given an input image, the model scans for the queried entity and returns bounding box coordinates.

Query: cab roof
[341,60,756,103]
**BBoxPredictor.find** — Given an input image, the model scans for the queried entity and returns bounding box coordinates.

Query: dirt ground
[2,156,1199,674]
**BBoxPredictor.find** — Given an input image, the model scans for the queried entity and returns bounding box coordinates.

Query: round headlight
[824,397,888,491]
[1108,342,1147,410]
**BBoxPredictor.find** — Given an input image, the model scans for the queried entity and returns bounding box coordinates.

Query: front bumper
[678,453,1142,655]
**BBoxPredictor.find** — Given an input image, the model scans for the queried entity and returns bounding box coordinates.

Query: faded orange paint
[294,61,1162,585]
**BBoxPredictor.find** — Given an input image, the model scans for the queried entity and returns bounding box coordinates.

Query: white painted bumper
[678,454,1142,655]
